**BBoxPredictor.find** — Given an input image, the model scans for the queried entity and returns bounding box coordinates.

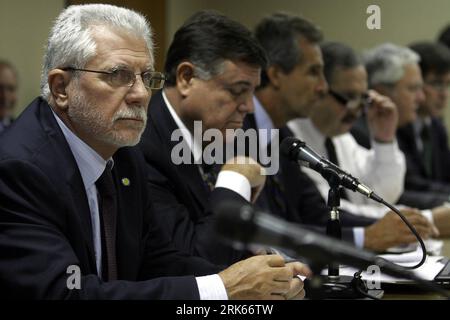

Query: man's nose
[127,76,151,104]
[316,73,329,95]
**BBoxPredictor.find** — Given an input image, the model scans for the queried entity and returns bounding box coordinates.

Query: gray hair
[363,43,420,87]
[41,4,153,99]
[254,12,323,88]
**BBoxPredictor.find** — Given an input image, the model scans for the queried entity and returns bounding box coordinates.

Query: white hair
[41,4,153,100]
[363,43,420,87]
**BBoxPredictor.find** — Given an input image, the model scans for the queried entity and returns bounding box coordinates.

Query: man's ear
[48,69,72,110]
[266,65,284,89]
[176,62,196,97]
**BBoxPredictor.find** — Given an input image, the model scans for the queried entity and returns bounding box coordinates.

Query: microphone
[214,201,450,297]
[280,137,382,202]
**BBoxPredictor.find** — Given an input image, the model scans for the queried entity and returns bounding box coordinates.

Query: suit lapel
[149,91,211,209]
[398,124,428,176]
[38,99,97,270]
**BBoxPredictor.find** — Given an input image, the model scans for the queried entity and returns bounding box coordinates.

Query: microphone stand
[306,167,383,299]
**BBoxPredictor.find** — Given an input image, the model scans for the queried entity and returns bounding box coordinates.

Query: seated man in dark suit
[251,14,436,252]
[0,4,307,300]
[354,43,450,210]
[404,42,450,192]
[288,41,450,240]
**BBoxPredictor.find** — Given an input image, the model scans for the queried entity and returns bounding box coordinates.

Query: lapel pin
[121,178,130,187]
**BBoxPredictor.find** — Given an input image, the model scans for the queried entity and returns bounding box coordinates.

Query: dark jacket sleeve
[398,190,448,210]
[144,160,251,266]
[0,159,203,300]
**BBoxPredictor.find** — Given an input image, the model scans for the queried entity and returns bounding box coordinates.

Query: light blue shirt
[253,96,365,248]
[52,110,111,277]
[253,96,277,153]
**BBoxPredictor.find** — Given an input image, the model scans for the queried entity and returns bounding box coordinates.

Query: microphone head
[280,137,305,160]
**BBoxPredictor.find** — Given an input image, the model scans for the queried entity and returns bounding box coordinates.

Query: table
[382,239,450,300]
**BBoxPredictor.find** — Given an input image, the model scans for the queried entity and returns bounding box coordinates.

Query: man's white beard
[68,90,147,148]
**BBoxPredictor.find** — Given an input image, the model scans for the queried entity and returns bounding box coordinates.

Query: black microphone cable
[281,137,427,270]
[376,197,427,270]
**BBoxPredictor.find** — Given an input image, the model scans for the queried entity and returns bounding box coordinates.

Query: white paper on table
[335,256,446,283]
[384,239,443,257]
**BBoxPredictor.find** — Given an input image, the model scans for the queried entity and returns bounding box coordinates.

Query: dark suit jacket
[351,115,450,209]
[395,120,450,209]
[138,91,251,266]
[0,97,220,299]
[242,114,376,244]
[397,120,450,189]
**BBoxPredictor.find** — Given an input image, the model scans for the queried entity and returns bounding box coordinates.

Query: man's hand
[219,255,309,300]
[284,261,312,300]
[432,206,450,237]
[364,208,439,252]
[366,90,398,143]
[222,156,266,203]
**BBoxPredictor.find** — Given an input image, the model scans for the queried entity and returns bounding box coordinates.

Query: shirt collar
[1,116,12,126]
[413,116,432,136]
[162,90,203,163]
[51,109,113,190]
[253,95,278,150]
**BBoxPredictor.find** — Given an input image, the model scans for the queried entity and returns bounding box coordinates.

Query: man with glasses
[347,43,450,237]
[352,43,450,212]
[287,42,424,230]
[398,42,450,196]
[0,4,308,299]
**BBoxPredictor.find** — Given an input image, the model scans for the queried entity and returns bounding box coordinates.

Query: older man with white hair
[351,43,450,235]
[0,4,309,299]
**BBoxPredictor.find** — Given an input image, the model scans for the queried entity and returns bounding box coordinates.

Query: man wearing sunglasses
[287,42,428,234]
[352,43,450,227]
[304,42,449,239]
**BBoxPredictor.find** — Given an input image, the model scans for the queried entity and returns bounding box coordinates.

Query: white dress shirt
[163,90,252,300]
[253,97,365,247]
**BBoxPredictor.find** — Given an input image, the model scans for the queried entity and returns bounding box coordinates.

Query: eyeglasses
[62,67,166,90]
[329,89,370,110]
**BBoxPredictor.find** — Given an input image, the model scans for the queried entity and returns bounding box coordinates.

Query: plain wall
[166,0,450,49]
[0,0,65,115]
